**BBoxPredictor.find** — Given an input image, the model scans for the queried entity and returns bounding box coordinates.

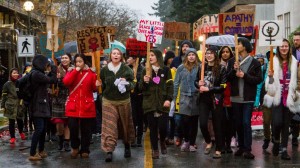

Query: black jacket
[292,47,299,60]
[195,64,227,102]
[170,40,193,68]
[29,55,57,118]
[226,57,262,101]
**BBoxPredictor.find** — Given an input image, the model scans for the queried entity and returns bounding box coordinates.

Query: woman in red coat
[63,53,100,159]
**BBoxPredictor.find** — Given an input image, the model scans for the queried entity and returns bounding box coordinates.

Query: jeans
[147,112,168,150]
[182,115,198,145]
[131,94,144,139]
[222,107,234,148]
[9,118,23,138]
[232,102,253,152]
[30,117,47,156]
[174,113,183,138]
[262,106,272,140]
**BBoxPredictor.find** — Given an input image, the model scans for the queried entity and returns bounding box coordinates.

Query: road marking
[144,129,153,168]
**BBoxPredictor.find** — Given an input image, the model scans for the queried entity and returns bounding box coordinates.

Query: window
[284,12,291,38]
[277,15,283,20]
[0,12,3,25]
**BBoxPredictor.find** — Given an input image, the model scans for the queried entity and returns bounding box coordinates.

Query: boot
[63,140,71,152]
[137,136,142,147]
[71,148,79,159]
[58,135,64,151]
[160,141,167,154]
[272,143,279,156]
[281,150,291,160]
[262,139,270,150]
[152,150,159,159]
[124,144,131,158]
[105,152,113,162]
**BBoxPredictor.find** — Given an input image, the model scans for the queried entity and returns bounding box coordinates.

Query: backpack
[16,71,33,101]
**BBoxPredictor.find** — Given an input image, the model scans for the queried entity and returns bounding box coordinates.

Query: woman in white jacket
[264,39,299,160]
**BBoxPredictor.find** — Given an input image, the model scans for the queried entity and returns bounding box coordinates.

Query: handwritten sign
[136,20,164,44]
[38,32,64,59]
[251,110,263,130]
[193,14,219,40]
[164,22,190,40]
[219,12,255,35]
[76,26,116,53]
[259,20,283,47]
[126,38,153,57]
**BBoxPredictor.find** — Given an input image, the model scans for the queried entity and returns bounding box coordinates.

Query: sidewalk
[0,113,8,132]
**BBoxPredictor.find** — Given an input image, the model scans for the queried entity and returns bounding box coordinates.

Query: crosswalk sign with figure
[18,36,35,57]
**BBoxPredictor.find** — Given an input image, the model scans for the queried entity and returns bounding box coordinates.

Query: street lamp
[23,1,34,35]
[198,35,204,50]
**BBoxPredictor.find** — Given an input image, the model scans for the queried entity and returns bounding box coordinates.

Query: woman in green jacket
[139,49,173,159]
[1,68,26,144]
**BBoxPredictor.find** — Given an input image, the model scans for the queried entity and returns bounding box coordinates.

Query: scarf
[108,62,121,74]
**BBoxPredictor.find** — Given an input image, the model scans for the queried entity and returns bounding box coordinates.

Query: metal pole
[27,11,31,35]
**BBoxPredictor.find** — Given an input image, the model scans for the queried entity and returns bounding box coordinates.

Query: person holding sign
[139,49,173,159]
[264,39,298,160]
[63,54,100,159]
[227,37,262,159]
[196,46,227,159]
[100,48,135,162]
[173,48,200,152]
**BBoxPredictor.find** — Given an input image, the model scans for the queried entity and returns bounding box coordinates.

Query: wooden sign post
[235,34,239,63]
[146,42,152,77]
[175,40,179,56]
[200,34,206,81]
[133,57,140,81]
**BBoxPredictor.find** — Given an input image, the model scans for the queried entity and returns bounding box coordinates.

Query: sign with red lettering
[76,26,116,53]
[164,22,190,40]
[193,14,219,41]
[219,12,255,35]
[126,38,153,57]
[136,20,164,44]
[251,110,263,130]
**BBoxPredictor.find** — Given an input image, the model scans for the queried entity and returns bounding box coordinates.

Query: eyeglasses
[205,52,212,55]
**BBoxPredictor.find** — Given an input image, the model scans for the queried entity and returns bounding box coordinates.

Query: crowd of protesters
[1,32,300,162]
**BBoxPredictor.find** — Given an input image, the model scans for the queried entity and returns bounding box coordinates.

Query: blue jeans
[174,113,183,138]
[232,102,253,152]
[30,117,47,156]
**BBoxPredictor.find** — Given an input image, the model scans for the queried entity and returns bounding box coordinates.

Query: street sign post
[17,36,35,57]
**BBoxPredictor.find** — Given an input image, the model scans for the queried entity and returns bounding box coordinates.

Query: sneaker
[243,151,255,159]
[160,141,167,154]
[71,148,79,159]
[28,153,42,161]
[38,151,48,158]
[63,141,71,152]
[175,138,182,147]
[231,137,237,147]
[272,143,279,156]
[165,139,174,145]
[20,133,26,140]
[189,145,197,152]
[180,142,190,152]
[213,152,222,159]
[152,150,159,159]
[9,138,16,144]
[124,147,131,158]
[262,139,270,150]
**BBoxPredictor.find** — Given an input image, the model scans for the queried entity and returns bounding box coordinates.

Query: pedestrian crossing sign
[17,36,35,57]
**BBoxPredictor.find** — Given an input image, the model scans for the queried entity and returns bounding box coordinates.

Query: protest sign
[193,14,219,40]
[136,20,164,44]
[259,20,283,47]
[164,22,190,40]
[126,38,152,57]
[219,12,255,35]
[38,32,64,59]
[76,26,116,53]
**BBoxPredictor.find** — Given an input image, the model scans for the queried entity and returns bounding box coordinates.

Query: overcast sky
[113,0,160,21]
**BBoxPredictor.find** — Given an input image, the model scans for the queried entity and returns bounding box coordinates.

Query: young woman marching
[197,46,227,159]
[52,54,73,151]
[64,54,100,159]
[1,68,26,144]
[140,49,173,159]
[100,48,135,162]
[173,48,200,152]
[264,39,298,160]
[219,46,235,153]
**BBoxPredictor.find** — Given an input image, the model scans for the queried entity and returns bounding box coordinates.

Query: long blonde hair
[183,52,199,72]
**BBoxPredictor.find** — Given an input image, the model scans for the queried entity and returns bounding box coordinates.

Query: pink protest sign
[136,19,164,44]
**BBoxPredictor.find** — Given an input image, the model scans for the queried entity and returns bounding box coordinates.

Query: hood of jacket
[179,40,193,57]
[32,55,49,72]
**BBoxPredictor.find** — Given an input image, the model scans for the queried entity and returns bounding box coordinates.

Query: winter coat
[264,56,299,113]
[170,40,194,68]
[63,66,97,118]
[227,57,262,102]
[1,81,25,119]
[29,55,57,118]
[100,62,135,101]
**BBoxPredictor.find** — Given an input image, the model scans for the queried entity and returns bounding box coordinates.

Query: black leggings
[182,115,198,145]
[199,100,224,151]
[9,119,23,138]
[147,112,168,150]
[222,107,234,148]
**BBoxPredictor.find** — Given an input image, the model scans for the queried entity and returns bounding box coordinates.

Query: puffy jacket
[29,55,57,118]
[63,67,97,118]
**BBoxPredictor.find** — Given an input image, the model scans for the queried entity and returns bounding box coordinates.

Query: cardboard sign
[259,20,284,47]
[164,22,190,40]
[76,26,116,53]
[251,110,263,130]
[219,12,255,35]
[38,32,64,58]
[17,36,35,57]
[126,38,152,57]
[193,14,219,40]
[136,20,164,44]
